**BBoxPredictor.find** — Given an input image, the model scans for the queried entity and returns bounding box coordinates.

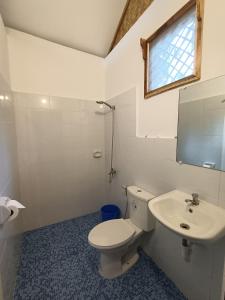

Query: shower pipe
[96,101,116,183]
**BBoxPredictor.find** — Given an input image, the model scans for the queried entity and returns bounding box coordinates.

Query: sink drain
[180,223,190,230]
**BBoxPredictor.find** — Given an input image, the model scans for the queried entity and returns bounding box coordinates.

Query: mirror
[177,75,225,171]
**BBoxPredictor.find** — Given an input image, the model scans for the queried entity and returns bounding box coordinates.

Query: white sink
[149,190,225,242]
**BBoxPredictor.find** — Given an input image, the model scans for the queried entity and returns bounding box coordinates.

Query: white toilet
[88,186,155,279]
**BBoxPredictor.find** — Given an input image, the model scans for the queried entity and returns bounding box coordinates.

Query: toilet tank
[127,186,155,232]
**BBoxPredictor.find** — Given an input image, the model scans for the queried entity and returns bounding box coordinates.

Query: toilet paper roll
[0,205,11,225]
[0,197,25,223]
[6,200,25,222]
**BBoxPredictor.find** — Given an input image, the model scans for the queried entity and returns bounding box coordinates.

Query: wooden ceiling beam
[108,0,154,54]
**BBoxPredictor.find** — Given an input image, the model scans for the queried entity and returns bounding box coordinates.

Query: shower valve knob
[108,168,116,176]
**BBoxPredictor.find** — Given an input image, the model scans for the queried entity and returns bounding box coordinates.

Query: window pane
[148,7,196,91]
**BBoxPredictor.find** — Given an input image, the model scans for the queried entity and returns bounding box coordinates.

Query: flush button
[137,189,142,192]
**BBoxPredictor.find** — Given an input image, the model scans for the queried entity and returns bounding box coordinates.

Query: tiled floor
[14,213,186,299]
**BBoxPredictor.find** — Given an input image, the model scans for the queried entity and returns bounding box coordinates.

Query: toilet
[88,186,155,279]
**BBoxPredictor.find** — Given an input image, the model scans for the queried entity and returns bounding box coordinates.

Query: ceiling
[0,0,127,57]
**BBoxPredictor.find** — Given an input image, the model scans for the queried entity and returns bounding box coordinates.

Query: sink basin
[149,190,225,242]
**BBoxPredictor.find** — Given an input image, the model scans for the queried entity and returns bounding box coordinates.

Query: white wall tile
[105,88,225,300]
[14,92,106,231]
[0,75,22,300]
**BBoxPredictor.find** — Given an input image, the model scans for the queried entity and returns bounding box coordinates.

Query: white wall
[105,0,225,137]
[7,28,105,101]
[105,0,225,299]
[14,92,106,231]
[2,0,225,298]
[105,88,225,300]
[0,20,107,299]
[5,27,107,232]
[0,16,10,85]
[0,14,22,300]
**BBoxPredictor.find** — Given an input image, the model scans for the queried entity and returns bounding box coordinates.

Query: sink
[148,190,225,242]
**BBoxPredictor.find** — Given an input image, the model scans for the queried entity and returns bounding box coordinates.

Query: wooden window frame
[140,0,204,99]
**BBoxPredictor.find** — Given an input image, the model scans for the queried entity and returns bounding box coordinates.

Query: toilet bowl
[88,186,155,279]
[88,218,142,278]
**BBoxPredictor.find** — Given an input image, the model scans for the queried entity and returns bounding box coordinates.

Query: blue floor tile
[14,213,186,300]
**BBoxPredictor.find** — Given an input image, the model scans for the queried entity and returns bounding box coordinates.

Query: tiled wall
[14,92,106,231]
[105,88,225,300]
[0,75,22,300]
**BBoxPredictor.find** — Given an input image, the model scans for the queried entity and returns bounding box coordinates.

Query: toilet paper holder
[0,197,25,225]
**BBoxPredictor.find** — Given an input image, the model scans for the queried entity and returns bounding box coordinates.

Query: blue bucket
[101,204,121,222]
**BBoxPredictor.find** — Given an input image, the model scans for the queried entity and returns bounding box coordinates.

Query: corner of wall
[0,15,11,87]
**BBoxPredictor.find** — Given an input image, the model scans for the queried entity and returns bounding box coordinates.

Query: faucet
[108,168,116,183]
[185,193,200,206]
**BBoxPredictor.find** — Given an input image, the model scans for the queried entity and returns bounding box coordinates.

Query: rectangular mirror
[177,75,225,171]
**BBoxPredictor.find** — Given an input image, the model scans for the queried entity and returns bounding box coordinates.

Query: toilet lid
[88,219,136,249]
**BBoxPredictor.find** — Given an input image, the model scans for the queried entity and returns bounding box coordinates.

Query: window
[140,0,204,98]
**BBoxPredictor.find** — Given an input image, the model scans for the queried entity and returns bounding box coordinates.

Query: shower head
[96,101,115,110]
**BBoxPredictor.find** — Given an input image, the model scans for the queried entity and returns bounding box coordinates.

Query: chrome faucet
[108,168,116,183]
[185,193,200,206]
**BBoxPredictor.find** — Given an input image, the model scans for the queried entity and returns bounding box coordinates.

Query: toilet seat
[88,219,136,250]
